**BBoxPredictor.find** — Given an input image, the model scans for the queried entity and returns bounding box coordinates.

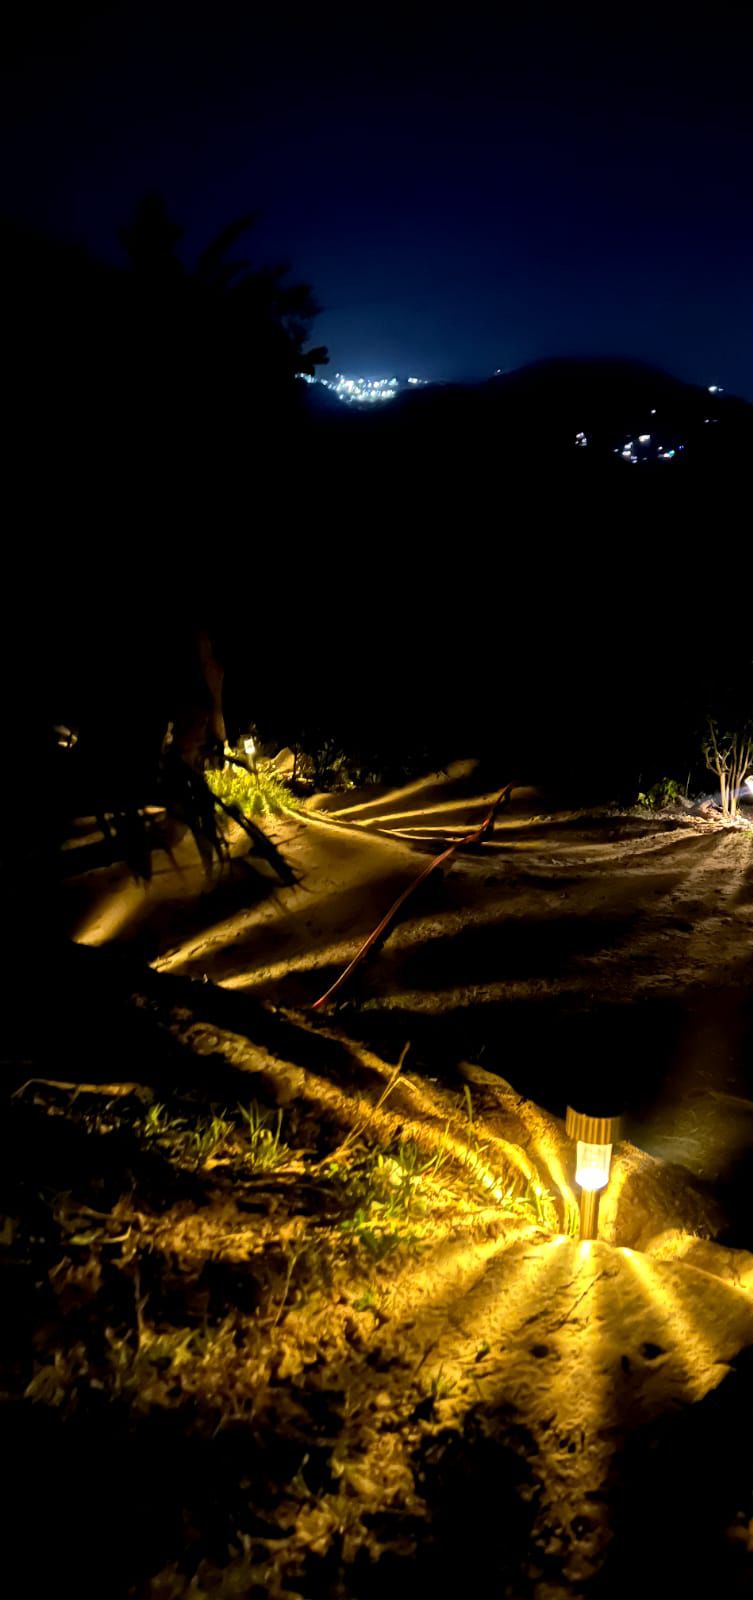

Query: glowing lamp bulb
[243,736,256,757]
[575,1140,613,1192]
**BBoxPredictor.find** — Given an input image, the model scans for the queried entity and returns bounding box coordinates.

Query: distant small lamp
[566,1107,621,1240]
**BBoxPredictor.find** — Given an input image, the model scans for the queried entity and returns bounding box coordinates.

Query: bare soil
[70,761,753,1203]
[4,764,753,1599]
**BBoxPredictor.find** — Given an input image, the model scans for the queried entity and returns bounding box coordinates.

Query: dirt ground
[6,763,753,1599]
[69,761,753,1199]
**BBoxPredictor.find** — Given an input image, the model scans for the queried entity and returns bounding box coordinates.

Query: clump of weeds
[143,1100,288,1174]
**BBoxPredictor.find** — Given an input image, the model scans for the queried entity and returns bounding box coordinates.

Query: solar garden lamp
[566,1107,621,1240]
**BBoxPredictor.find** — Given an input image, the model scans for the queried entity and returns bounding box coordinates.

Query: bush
[204,757,299,819]
[636,776,686,810]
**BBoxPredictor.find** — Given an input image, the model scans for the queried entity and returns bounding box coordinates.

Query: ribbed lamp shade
[565,1108,621,1145]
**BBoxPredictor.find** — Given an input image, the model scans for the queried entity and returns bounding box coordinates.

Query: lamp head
[566,1107,621,1193]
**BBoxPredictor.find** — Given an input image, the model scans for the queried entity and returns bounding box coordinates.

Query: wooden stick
[12,1078,150,1100]
[310,783,513,1011]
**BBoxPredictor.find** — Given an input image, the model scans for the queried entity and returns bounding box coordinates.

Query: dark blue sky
[3,3,752,395]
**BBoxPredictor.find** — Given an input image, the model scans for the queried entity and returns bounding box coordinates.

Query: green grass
[205,757,300,819]
[426,1366,456,1402]
[325,1115,558,1255]
[326,1141,443,1255]
[461,1086,557,1228]
[236,1102,286,1170]
[143,1100,288,1172]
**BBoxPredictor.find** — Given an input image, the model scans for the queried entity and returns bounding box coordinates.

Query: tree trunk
[172,628,227,770]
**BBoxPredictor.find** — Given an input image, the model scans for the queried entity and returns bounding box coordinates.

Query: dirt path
[13,786,753,1594]
[64,762,753,1220]
[345,1231,753,1595]
[10,985,753,1599]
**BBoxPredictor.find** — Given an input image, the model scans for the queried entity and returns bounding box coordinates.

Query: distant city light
[332,374,397,403]
[335,377,395,403]
[615,424,685,465]
[298,368,716,453]
[297,372,427,404]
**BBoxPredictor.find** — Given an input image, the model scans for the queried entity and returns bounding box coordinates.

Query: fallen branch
[310,783,513,1011]
[12,1078,152,1102]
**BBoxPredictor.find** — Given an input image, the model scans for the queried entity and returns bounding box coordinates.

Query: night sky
[3,3,752,396]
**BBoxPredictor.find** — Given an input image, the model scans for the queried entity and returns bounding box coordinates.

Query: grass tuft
[144,1100,288,1172]
[205,758,300,819]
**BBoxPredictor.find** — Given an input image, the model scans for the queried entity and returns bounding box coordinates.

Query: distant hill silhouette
[302,354,753,474]
[2,208,749,815]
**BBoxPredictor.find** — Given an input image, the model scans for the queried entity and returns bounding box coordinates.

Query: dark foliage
[3,198,751,826]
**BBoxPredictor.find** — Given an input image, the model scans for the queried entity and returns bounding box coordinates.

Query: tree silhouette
[118,192,184,282]
[1,197,331,890]
[118,193,327,395]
